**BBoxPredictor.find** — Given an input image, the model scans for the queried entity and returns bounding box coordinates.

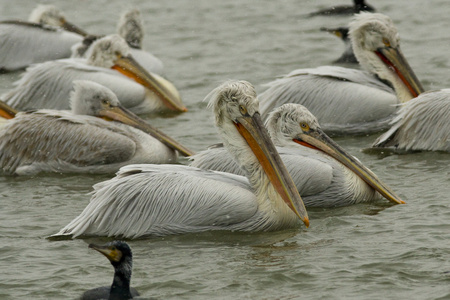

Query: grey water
[0,0,449,299]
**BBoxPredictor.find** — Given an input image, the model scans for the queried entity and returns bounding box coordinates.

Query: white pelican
[372,89,450,152]
[2,34,186,115]
[259,13,424,136]
[190,103,404,207]
[321,27,357,64]
[309,0,375,17]
[28,4,88,36]
[0,80,193,176]
[52,80,309,239]
[0,5,86,72]
[71,9,164,75]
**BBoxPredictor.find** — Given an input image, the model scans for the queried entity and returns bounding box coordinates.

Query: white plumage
[2,34,186,115]
[52,80,309,239]
[259,13,424,136]
[0,80,191,175]
[191,103,403,207]
[372,89,450,152]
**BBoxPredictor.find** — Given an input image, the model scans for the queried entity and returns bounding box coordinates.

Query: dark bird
[81,241,140,300]
[320,27,358,64]
[309,0,375,16]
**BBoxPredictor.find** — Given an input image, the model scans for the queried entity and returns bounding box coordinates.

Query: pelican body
[259,13,424,136]
[190,103,404,207]
[2,35,186,115]
[0,81,193,175]
[0,5,88,72]
[0,21,82,72]
[372,89,450,152]
[53,80,308,239]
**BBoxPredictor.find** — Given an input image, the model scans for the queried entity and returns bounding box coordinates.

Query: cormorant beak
[89,243,122,263]
[234,111,309,227]
[98,104,195,157]
[112,55,187,113]
[375,46,424,99]
[294,128,405,205]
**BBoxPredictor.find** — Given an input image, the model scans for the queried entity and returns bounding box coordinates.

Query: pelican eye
[300,122,310,131]
[114,51,122,58]
[382,37,391,47]
[102,99,110,106]
[239,105,248,115]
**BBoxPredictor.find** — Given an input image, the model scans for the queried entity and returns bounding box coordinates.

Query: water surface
[0,0,449,299]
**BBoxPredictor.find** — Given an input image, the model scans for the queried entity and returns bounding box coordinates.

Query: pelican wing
[53,164,259,238]
[129,48,164,75]
[259,66,397,135]
[0,22,82,71]
[2,59,147,111]
[190,145,335,197]
[373,89,450,152]
[0,111,138,175]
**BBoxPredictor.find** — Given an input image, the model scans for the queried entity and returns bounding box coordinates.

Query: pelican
[2,34,186,115]
[0,5,86,71]
[372,89,450,152]
[52,80,309,239]
[259,13,424,136]
[190,103,404,207]
[71,9,164,75]
[321,27,357,64]
[309,0,375,17]
[0,80,193,176]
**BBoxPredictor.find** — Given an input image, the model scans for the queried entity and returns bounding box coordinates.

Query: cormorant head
[89,240,133,269]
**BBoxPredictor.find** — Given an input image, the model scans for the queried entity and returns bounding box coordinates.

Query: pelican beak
[99,104,195,157]
[0,100,17,119]
[234,112,309,227]
[294,128,405,205]
[89,243,122,263]
[59,18,89,37]
[112,55,187,113]
[376,46,424,99]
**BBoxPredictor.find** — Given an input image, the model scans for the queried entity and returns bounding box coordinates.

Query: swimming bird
[190,103,404,207]
[52,80,309,239]
[0,5,86,71]
[320,27,358,64]
[309,0,375,17]
[372,89,450,152]
[259,13,424,136]
[81,241,140,300]
[0,80,193,175]
[28,4,88,36]
[71,9,164,75]
[2,34,186,115]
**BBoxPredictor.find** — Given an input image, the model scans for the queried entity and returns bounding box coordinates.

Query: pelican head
[207,81,309,227]
[117,9,144,49]
[28,4,88,36]
[88,35,186,112]
[70,80,194,156]
[267,103,405,205]
[349,12,424,102]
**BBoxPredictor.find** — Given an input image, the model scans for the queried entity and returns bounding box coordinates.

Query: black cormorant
[320,27,358,63]
[309,0,375,16]
[81,241,140,300]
